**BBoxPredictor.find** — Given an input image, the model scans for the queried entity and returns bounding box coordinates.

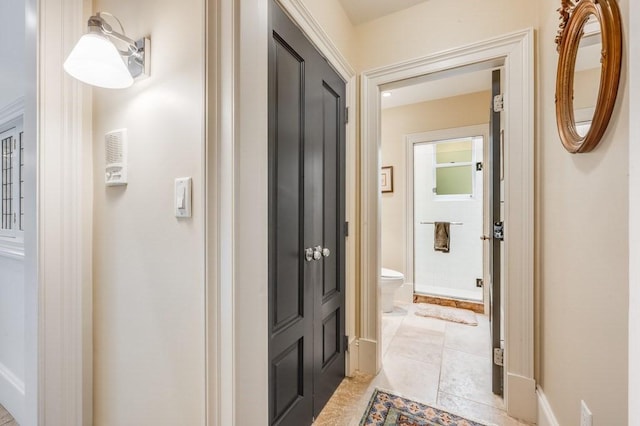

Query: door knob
[306,246,330,261]
[313,246,323,261]
[305,247,315,262]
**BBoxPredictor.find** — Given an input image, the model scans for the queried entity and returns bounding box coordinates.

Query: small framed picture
[381,166,393,193]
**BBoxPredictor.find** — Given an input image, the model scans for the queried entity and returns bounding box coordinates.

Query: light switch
[175,177,192,218]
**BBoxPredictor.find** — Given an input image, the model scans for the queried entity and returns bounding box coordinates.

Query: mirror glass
[573,15,601,137]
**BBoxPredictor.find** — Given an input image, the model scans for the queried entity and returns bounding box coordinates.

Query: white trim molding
[537,386,560,426]
[0,97,25,124]
[25,0,94,425]
[361,29,536,422]
[206,0,236,424]
[208,0,357,424]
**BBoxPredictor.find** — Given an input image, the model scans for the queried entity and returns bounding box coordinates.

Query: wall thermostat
[105,128,128,186]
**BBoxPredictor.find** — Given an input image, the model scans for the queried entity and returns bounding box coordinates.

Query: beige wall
[355,0,538,71]
[629,1,640,421]
[301,0,357,66]
[381,91,491,275]
[92,0,205,424]
[630,2,640,422]
[536,0,629,424]
[358,0,629,424]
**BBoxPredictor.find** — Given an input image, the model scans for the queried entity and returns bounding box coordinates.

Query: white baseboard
[537,386,560,426]
[506,373,537,423]
[358,338,379,375]
[346,336,360,376]
[0,361,25,424]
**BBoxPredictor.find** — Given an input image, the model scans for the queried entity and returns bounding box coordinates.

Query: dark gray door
[268,1,346,424]
[490,69,504,396]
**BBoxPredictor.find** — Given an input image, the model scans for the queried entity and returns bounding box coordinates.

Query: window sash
[0,118,24,242]
[432,135,482,200]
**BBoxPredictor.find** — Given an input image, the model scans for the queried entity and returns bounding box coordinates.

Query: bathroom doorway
[361,31,536,418]
[380,65,495,312]
[378,64,506,408]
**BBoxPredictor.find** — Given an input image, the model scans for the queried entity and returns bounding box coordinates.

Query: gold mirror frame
[555,0,622,153]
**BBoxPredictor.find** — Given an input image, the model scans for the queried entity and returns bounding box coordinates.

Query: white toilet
[380,268,405,313]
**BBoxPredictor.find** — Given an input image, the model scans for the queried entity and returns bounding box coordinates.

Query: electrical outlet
[580,400,593,426]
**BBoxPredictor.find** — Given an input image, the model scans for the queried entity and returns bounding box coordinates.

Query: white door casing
[24,0,93,424]
[360,29,536,422]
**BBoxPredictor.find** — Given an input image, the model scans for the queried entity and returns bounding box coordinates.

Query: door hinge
[493,94,504,112]
[493,348,504,367]
[493,222,504,240]
[344,221,349,237]
[344,335,349,352]
[345,107,349,124]
[476,278,483,288]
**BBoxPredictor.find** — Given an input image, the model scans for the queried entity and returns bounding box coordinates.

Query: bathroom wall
[0,0,26,422]
[412,139,484,301]
[381,91,491,299]
[91,0,206,423]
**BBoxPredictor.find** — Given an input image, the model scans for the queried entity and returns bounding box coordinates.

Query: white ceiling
[381,68,493,109]
[338,0,430,25]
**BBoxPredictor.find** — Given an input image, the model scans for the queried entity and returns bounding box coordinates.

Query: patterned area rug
[415,304,478,326]
[360,389,489,426]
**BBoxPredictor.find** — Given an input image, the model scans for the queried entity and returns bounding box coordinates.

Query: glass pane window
[1,133,13,230]
[435,140,472,164]
[433,137,480,198]
[435,165,473,195]
[19,131,24,231]
[0,116,24,242]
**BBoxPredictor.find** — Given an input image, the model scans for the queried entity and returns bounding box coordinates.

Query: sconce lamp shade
[64,33,134,89]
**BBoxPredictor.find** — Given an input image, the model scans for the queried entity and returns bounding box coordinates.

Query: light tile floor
[315,303,530,426]
[0,404,18,426]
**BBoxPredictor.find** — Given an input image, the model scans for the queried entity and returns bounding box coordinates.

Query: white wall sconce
[64,12,150,89]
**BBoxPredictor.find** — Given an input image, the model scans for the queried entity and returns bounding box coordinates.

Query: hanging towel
[434,222,450,253]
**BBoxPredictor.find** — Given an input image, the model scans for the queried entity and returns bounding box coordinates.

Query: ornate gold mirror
[555,0,622,153]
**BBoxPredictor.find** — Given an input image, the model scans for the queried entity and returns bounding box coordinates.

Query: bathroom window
[433,137,479,199]
[0,115,25,257]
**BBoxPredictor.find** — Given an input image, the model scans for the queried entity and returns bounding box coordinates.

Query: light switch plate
[175,177,192,218]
